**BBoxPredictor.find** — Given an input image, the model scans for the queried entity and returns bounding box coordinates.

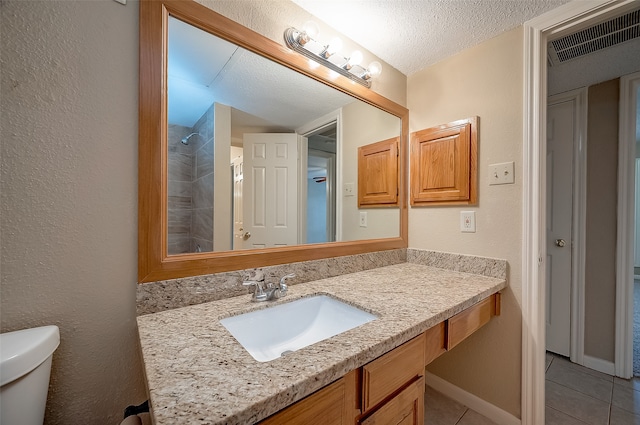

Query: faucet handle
[279,273,295,286]
[242,280,267,301]
[278,273,296,296]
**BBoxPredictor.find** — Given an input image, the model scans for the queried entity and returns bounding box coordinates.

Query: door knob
[555,239,566,247]
[243,232,251,240]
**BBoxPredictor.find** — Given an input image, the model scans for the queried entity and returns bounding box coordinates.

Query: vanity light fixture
[284,23,382,88]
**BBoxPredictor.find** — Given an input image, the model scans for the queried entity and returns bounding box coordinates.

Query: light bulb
[349,50,363,67]
[297,21,319,45]
[365,61,382,79]
[302,21,319,39]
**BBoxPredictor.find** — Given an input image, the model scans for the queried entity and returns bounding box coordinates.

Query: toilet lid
[0,325,60,386]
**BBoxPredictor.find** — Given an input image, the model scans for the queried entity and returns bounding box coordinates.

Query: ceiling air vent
[548,8,640,66]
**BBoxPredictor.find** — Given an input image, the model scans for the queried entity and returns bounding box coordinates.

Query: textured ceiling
[168,16,353,129]
[290,0,572,75]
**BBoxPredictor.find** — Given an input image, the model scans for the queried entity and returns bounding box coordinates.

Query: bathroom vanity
[137,262,506,424]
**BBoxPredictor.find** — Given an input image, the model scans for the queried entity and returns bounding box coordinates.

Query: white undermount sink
[220,295,377,362]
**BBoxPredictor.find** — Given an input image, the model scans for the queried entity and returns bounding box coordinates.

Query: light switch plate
[359,212,367,227]
[460,211,476,233]
[344,183,355,197]
[489,162,515,185]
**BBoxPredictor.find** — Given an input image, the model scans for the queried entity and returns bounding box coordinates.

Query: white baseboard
[425,372,521,425]
[582,355,615,376]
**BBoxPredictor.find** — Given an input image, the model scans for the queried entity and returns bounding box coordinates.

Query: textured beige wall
[1,2,146,424]
[584,78,619,362]
[0,1,406,424]
[407,27,524,417]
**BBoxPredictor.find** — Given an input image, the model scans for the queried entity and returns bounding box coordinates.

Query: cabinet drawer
[447,293,500,350]
[259,370,358,425]
[424,322,446,365]
[362,334,425,412]
[360,376,424,425]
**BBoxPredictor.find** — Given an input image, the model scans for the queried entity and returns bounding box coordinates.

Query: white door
[242,133,298,249]
[546,99,575,356]
[232,156,245,250]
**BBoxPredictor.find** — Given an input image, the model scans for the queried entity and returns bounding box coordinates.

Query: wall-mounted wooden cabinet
[410,117,478,206]
[358,137,400,207]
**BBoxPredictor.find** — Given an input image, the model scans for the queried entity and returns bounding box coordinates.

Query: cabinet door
[259,370,358,425]
[358,137,400,207]
[362,334,425,412]
[360,376,424,425]
[410,117,478,206]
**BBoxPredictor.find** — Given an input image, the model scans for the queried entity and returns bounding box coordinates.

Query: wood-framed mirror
[138,0,408,283]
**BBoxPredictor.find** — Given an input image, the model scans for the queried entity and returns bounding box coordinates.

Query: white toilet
[0,325,60,425]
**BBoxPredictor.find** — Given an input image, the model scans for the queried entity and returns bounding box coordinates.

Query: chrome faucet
[242,271,296,302]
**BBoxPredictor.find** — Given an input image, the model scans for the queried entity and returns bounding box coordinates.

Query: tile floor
[424,354,640,424]
[545,352,640,425]
[424,385,498,425]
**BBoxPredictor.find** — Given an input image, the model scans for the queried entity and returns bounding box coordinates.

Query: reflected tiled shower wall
[168,124,194,254]
[190,104,215,253]
[167,105,215,255]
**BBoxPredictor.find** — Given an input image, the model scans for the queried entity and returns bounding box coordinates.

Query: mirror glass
[167,16,401,255]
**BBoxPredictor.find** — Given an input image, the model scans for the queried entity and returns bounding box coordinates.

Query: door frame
[297,109,343,240]
[547,88,588,366]
[615,71,640,379]
[523,0,638,423]
[307,149,337,243]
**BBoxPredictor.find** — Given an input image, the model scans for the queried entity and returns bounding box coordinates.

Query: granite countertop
[137,262,507,424]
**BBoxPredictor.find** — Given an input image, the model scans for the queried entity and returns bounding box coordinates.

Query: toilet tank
[0,325,60,425]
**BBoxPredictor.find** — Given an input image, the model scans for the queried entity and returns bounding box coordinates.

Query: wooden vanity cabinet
[358,334,425,425]
[258,369,359,425]
[447,293,500,350]
[259,293,501,425]
[360,376,424,425]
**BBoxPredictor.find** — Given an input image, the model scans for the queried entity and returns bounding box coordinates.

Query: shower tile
[191,237,213,253]
[168,124,193,155]
[191,208,213,242]
[168,209,191,235]
[192,174,214,209]
[168,234,190,255]
[196,141,214,179]
[168,152,192,182]
[168,181,192,209]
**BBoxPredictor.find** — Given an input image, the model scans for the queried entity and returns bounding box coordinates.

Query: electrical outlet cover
[460,211,476,233]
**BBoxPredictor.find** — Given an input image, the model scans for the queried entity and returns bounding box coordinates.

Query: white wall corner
[615,70,640,379]
[425,372,521,425]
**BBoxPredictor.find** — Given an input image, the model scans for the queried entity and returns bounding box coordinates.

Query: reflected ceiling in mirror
[166,16,401,256]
